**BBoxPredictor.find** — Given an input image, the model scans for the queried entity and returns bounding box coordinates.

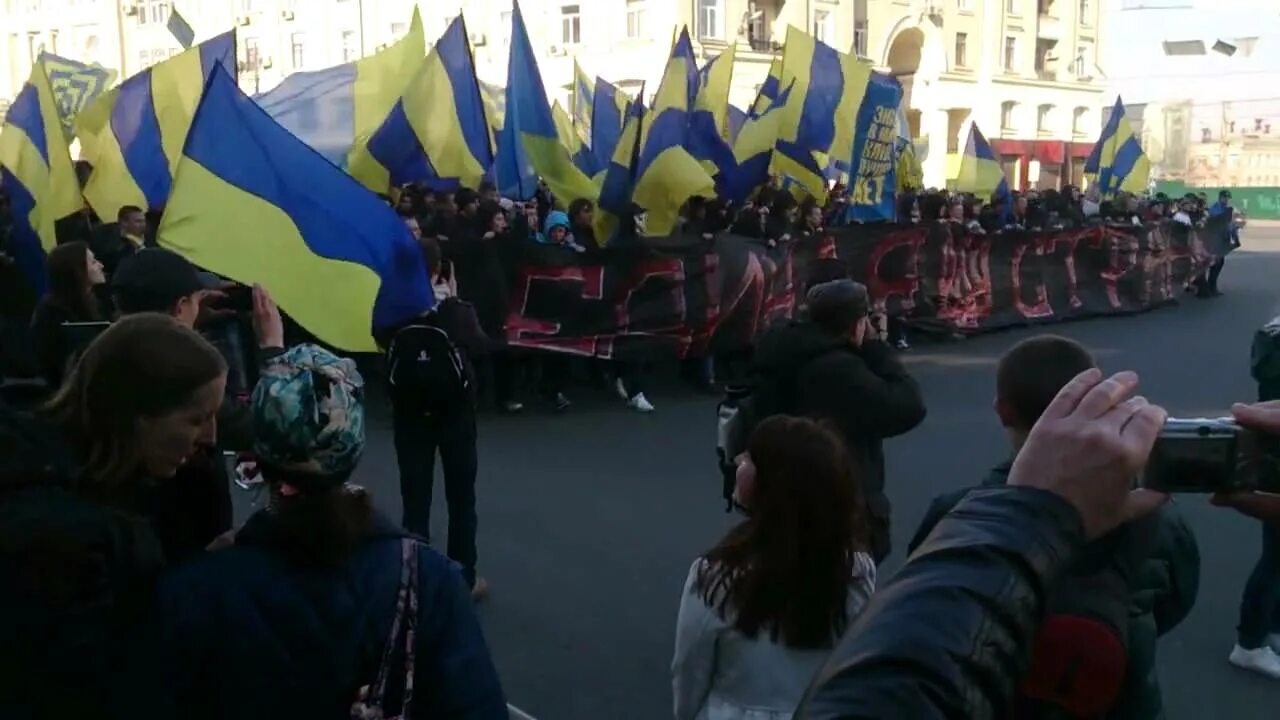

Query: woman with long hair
[157,345,507,719]
[0,314,228,719]
[672,415,876,720]
[30,241,106,387]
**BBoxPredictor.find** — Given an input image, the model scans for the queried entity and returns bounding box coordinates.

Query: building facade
[867,0,1109,190]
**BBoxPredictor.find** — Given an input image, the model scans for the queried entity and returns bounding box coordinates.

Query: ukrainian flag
[725,79,795,202]
[629,28,715,236]
[1084,96,1150,196]
[494,1,598,206]
[751,58,782,117]
[895,102,923,191]
[254,9,424,193]
[590,78,631,175]
[573,60,594,131]
[772,26,871,201]
[38,53,117,139]
[74,31,236,221]
[552,99,598,175]
[159,67,433,352]
[955,123,1012,218]
[595,94,646,243]
[0,62,82,294]
[726,105,747,144]
[366,16,492,191]
[689,46,738,185]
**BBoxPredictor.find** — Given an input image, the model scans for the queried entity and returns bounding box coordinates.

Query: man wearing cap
[112,248,289,562]
[750,279,927,562]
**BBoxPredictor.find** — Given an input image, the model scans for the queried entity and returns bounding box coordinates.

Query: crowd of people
[0,171,1269,720]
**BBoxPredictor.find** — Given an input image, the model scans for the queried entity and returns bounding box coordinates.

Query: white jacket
[671,554,876,720]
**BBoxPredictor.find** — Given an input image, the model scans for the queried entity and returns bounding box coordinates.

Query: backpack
[715,345,848,511]
[385,316,469,416]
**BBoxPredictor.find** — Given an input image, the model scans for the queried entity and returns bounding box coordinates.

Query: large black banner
[503,218,1227,359]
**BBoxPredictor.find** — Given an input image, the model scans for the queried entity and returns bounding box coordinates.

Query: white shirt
[671,554,876,720]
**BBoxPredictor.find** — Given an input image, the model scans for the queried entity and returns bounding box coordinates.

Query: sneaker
[614,377,630,401]
[553,392,571,412]
[1229,644,1280,679]
[501,400,524,414]
[627,392,655,413]
[895,338,911,351]
[470,577,490,603]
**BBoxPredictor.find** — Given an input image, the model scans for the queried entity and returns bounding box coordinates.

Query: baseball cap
[112,248,219,314]
[807,279,870,334]
[253,344,365,487]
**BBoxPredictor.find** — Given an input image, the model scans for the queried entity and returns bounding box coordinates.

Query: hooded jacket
[908,460,1200,720]
[750,320,926,523]
[539,211,587,252]
[156,510,508,719]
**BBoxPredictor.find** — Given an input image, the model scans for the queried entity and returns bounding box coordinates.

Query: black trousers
[1208,255,1226,291]
[392,405,479,586]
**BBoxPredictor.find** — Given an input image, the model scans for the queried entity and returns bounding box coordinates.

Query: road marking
[508,704,537,720]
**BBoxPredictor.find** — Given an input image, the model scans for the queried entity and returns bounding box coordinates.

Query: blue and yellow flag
[159,67,433,352]
[589,78,631,176]
[0,62,82,294]
[1084,96,1150,197]
[845,72,903,222]
[630,27,715,236]
[366,16,492,191]
[595,94,646,243]
[688,46,737,185]
[772,26,871,201]
[552,99,597,176]
[726,105,747,144]
[894,101,923,191]
[572,59,594,131]
[38,53,117,138]
[74,31,236,220]
[955,123,1012,218]
[751,58,782,117]
[494,1,598,206]
[254,9,424,192]
[725,79,795,202]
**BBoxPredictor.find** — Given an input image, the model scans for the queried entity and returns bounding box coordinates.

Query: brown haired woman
[0,313,228,719]
[671,415,877,720]
[29,241,107,388]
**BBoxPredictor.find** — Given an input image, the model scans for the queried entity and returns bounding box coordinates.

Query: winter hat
[807,279,870,334]
[252,344,365,486]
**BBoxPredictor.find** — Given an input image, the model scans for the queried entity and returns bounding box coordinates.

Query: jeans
[392,406,479,586]
[1237,521,1280,649]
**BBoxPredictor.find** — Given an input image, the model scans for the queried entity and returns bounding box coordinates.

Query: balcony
[1037,0,1062,40]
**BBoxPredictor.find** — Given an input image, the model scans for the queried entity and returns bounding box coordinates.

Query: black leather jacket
[797,487,1085,719]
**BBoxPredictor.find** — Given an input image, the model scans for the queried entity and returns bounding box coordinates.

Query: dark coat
[156,510,507,720]
[751,321,926,521]
[446,234,511,338]
[797,487,1086,719]
[0,406,167,719]
[908,460,1200,720]
[29,296,77,388]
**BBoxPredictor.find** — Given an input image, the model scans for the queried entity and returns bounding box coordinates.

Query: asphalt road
[235,226,1280,720]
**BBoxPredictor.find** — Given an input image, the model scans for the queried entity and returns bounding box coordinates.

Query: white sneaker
[614,378,630,401]
[1229,644,1280,679]
[627,392,655,413]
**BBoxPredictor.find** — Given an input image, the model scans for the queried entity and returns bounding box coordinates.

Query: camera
[1141,418,1278,493]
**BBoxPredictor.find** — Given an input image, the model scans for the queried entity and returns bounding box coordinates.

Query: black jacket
[156,510,508,720]
[908,460,1200,719]
[446,234,511,338]
[797,487,1086,719]
[751,321,926,514]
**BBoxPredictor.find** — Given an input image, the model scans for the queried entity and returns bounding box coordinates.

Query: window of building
[390,22,407,40]
[239,0,256,13]
[1073,106,1088,134]
[1003,36,1017,70]
[812,8,833,44]
[626,0,645,39]
[1074,43,1089,75]
[560,5,581,45]
[138,49,150,69]
[955,32,968,67]
[244,37,259,69]
[1079,0,1091,23]
[1037,104,1053,133]
[1006,0,1019,13]
[149,0,168,24]
[1035,38,1056,76]
[1001,101,1017,131]
[958,0,971,10]
[291,32,306,68]
[500,11,513,47]
[341,30,357,62]
[854,20,868,58]
[699,0,722,40]
[151,48,168,64]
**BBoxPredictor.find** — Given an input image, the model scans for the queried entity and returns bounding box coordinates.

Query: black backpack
[384,316,469,416]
